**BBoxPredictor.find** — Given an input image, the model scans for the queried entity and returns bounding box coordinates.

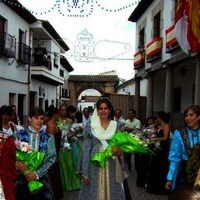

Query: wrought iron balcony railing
[0,32,16,58]
[18,42,31,64]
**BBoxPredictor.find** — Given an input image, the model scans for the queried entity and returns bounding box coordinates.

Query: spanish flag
[175,0,200,54]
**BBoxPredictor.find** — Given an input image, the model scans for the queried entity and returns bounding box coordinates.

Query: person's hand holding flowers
[15,140,45,193]
[16,160,28,172]
[91,131,153,167]
[149,137,156,142]
[111,146,122,157]
[25,172,38,181]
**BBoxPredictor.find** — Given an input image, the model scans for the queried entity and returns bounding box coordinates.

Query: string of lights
[33,36,134,62]
[94,39,132,61]
[0,0,137,62]
[1,0,141,17]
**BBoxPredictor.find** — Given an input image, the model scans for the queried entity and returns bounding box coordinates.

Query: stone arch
[76,85,104,98]
[68,75,119,107]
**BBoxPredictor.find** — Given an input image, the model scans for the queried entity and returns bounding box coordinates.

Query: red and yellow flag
[175,0,200,54]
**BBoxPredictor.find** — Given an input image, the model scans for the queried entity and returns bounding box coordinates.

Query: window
[3,32,16,58]
[60,69,64,77]
[139,28,145,48]
[153,12,161,38]
[18,30,30,64]
[0,16,5,55]
[9,93,16,106]
[18,29,26,61]
[54,53,59,68]
[39,98,44,108]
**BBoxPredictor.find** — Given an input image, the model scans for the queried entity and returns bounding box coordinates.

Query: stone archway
[68,75,119,106]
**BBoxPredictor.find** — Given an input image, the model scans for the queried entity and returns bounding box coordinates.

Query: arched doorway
[68,75,119,107]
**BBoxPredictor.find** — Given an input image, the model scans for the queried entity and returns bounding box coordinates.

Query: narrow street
[63,156,169,200]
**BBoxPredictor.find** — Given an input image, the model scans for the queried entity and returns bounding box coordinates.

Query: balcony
[31,67,64,86]
[146,37,162,63]
[166,25,179,53]
[18,43,31,64]
[0,32,16,58]
[134,50,145,69]
[31,48,64,86]
[32,47,52,70]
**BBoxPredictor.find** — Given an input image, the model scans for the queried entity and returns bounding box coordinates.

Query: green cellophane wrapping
[91,132,152,168]
[16,151,45,193]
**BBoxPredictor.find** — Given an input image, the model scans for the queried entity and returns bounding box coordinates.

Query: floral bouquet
[131,125,160,153]
[142,124,156,138]
[61,130,71,150]
[91,131,154,168]
[15,140,45,193]
[63,123,84,146]
[70,123,84,138]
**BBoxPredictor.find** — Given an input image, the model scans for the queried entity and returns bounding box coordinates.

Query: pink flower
[15,140,32,153]
[14,140,21,149]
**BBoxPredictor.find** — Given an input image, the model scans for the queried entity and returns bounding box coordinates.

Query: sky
[19,0,139,80]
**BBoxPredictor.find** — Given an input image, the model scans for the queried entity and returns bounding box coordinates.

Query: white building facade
[129,0,200,128]
[0,1,73,124]
[0,1,36,124]
[30,20,72,111]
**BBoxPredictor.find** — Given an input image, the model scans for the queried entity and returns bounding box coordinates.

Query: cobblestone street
[126,170,168,200]
[63,169,169,200]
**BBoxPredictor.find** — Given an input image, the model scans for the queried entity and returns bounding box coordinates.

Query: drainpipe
[27,29,32,116]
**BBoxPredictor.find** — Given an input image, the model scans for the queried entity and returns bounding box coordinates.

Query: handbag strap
[179,128,191,156]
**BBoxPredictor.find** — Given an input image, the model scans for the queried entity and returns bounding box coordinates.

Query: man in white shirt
[114,108,126,131]
[82,107,91,127]
[124,109,141,132]
[124,109,141,172]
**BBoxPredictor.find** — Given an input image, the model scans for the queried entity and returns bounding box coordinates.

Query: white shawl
[91,108,117,149]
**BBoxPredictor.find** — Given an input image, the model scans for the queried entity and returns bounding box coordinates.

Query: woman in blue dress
[165,105,200,191]
[78,97,127,200]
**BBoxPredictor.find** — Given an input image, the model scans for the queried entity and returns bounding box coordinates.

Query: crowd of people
[0,99,200,200]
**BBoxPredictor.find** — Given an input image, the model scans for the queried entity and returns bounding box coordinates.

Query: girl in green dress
[57,104,81,192]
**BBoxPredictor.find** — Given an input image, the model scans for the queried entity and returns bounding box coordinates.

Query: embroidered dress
[14,127,56,200]
[78,120,126,200]
[0,178,5,200]
[0,132,16,200]
[57,118,81,191]
[167,127,200,190]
